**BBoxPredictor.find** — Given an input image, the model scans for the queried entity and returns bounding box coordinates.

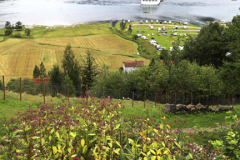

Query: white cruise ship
[141,0,161,5]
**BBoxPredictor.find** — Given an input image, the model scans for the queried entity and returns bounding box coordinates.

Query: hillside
[0,23,150,82]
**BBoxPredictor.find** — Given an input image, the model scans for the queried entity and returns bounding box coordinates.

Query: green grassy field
[0,23,150,82]
[114,21,201,52]
[131,24,200,50]
[0,89,239,130]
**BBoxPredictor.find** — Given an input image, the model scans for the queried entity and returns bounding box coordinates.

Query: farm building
[32,78,50,84]
[123,60,144,73]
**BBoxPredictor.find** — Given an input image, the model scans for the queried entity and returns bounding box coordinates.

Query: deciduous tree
[181,22,227,68]
[120,19,127,32]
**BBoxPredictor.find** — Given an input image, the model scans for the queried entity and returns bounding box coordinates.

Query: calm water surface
[0,0,240,28]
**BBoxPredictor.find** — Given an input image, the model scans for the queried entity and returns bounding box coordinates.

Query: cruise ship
[141,0,161,5]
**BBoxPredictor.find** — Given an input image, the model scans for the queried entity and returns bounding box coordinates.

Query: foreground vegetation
[1,96,240,159]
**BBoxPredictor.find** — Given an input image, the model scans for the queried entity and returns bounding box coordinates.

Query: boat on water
[141,0,161,5]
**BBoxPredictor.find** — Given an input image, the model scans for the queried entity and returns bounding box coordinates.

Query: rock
[196,103,203,110]
[176,104,185,111]
[186,105,195,110]
[213,105,222,112]
[165,103,176,113]
[200,105,209,111]
[221,106,233,111]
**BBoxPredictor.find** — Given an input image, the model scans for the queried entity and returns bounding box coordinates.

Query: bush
[6,78,44,95]
[14,33,21,38]
[4,29,12,36]
[0,96,227,159]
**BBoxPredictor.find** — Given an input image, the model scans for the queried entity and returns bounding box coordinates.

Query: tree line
[1,16,240,100]
[4,21,30,37]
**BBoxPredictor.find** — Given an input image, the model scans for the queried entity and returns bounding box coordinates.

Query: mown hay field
[0,26,149,82]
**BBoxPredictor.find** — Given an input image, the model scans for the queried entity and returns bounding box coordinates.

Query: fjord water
[0,0,239,28]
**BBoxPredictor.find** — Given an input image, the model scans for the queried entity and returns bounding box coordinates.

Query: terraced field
[0,24,149,82]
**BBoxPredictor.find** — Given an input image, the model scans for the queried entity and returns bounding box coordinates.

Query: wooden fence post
[2,75,5,100]
[20,77,22,101]
[132,91,134,107]
[144,91,146,108]
[43,79,45,104]
[119,89,121,100]
[67,84,69,102]
[231,95,233,105]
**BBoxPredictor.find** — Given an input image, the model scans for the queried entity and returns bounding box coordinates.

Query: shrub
[0,96,227,159]
[14,33,21,38]
[4,29,12,36]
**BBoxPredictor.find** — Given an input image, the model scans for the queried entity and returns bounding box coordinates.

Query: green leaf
[50,128,54,134]
[68,148,71,154]
[56,132,60,138]
[70,132,76,138]
[132,146,136,155]
[25,125,29,132]
[128,138,135,146]
[88,133,95,136]
[71,154,77,158]
[175,142,181,149]
[49,136,52,141]
[83,145,88,154]
[114,124,121,130]
[41,138,45,146]
[52,146,57,154]
[108,143,112,148]
[31,136,40,139]
[120,148,125,160]
[115,140,122,148]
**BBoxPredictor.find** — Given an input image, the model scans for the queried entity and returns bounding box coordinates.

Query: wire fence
[0,75,239,107]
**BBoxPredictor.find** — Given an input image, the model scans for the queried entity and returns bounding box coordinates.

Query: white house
[123,60,144,73]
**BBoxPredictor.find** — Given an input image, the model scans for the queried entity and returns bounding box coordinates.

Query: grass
[0,23,150,83]
[1,89,239,130]
[123,23,201,50]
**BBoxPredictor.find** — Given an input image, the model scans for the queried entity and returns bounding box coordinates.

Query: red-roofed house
[32,78,50,84]
[123,60,144,73]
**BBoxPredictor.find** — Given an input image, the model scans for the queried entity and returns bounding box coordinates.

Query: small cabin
[123,60,144,73]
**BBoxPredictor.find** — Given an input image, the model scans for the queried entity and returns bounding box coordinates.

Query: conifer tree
[82,50,99,87]
[62,44,81,90]
[39,62,47,79]
[33,65,40,78]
